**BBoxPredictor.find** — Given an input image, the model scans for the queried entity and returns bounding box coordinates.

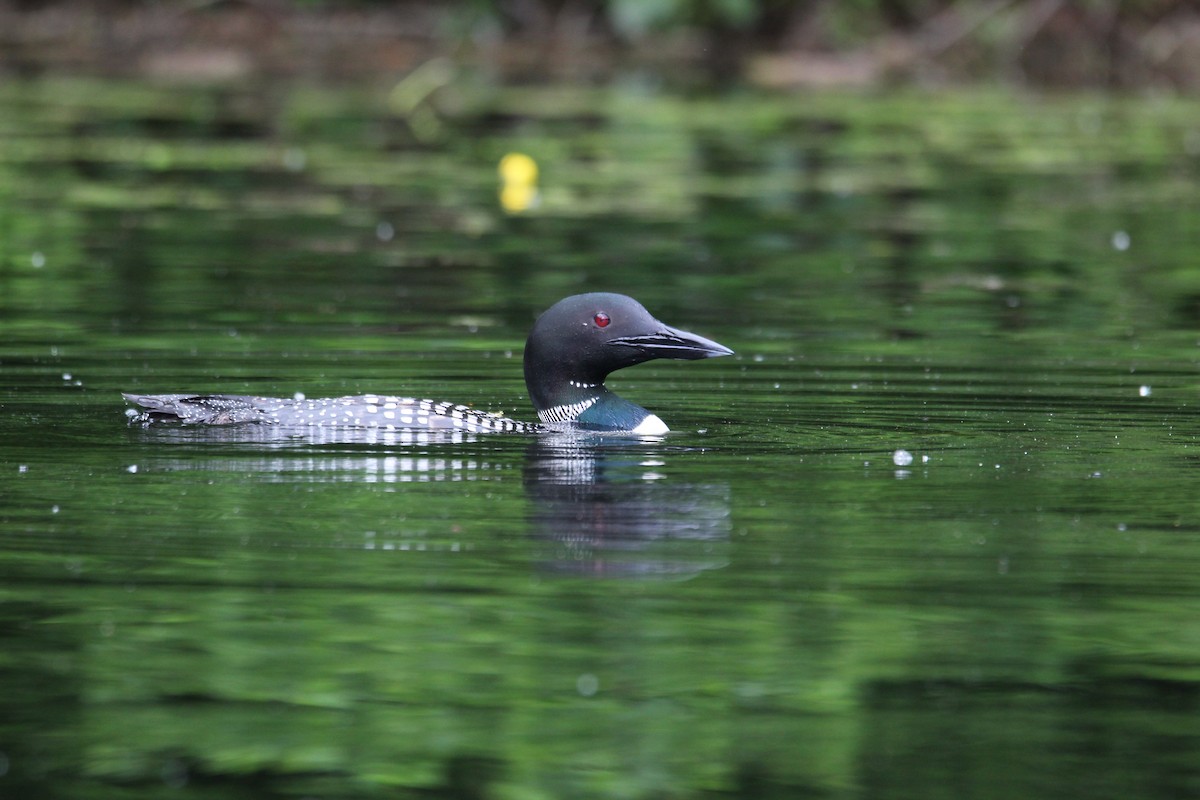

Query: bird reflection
[125,424,500,483]
[126,425,731,577]
[523,432,731,578]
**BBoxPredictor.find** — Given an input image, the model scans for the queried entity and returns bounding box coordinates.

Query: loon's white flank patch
[537,396,598,424]
[631,414,669,436]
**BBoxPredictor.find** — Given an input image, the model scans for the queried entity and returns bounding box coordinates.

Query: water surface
[2,77,1199,798]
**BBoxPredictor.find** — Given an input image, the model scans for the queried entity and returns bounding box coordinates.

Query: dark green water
[2,76,1200,798]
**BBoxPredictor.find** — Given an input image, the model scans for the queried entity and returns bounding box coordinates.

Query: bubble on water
[576,673,599,697]
[376,221,395,242]
[892,449,913,467]
[18,464,28,473]
[31,251,45,268]
[921,455,930,464]
[293,391,306,401]
[126,464,138,474]
[283,147,306,171]
[735,682,765,699]
[1111,230,1130,251]
[1138,385,1151,397]
[62,372,72,381]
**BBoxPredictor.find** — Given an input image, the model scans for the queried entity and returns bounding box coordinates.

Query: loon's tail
[122,393,266,425]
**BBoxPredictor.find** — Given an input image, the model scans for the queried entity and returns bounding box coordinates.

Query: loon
[123,292,733,435]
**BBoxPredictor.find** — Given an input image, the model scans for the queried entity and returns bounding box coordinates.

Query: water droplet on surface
[892,449,913,466]
[376,221,394,242]
[31,251,45,268]
[1111,230,1130,251]
[1138,385,1151,397]
[126,464,138,474]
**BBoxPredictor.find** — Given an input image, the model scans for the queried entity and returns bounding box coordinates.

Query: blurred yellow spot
[500,183,538,214]
[499,152,538,184]
[499,152,539,213]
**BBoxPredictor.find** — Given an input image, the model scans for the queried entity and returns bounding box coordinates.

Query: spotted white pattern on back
[126,393,541,433]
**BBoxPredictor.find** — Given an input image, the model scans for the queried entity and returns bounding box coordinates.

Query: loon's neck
[535,384,668,435]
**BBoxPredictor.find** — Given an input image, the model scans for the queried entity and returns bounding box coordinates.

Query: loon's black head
[523,292,733,433]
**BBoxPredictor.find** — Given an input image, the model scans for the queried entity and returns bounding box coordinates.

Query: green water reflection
[1,76,1199,798]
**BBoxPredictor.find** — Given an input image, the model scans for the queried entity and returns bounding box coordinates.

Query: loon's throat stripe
[537,396,598,424]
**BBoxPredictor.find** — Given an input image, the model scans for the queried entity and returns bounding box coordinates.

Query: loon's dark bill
[608,323,733,360]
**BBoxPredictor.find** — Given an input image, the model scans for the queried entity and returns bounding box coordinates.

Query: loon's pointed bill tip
[660,322,734,360]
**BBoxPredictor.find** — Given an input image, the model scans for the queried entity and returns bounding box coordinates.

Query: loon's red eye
[593,312,610,328]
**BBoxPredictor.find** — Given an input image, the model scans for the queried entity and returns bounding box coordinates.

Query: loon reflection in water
[124,427,730,579]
